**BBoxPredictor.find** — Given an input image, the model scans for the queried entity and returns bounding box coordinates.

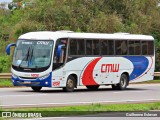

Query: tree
[1,0,160,72]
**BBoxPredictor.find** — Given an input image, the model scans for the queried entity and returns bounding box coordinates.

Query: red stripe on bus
[82,57,101,86]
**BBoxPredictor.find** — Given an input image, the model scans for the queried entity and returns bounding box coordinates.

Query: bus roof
[19,31,154,41]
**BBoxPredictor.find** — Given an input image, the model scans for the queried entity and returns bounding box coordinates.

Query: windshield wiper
[18,47,31,68]
[28,47,34,66]
[26,47,31,61]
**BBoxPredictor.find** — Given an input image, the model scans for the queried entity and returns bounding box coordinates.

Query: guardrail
[0,72,160,79]
[0,73,12,79]
[153,72,160,77]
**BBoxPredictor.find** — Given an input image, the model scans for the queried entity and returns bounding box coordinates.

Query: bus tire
[112,74,128,90]
[111,84,118,90]
[31,86,42,92]
[63,75,75,92]
[86,85,99,91]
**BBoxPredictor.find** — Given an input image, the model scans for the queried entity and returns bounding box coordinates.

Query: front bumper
[12,73,52,87]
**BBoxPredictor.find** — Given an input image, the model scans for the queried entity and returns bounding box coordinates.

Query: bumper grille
[19,77,37,80]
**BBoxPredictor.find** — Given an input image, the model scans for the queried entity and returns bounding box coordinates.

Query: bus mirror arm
[57,44,65,58]
[6,43,16,55]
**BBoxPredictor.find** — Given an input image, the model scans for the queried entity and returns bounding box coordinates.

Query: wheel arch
[66,73,78,88]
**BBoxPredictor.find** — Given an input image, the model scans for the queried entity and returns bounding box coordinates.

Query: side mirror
[6,43,16,55]
[57,44,65,58]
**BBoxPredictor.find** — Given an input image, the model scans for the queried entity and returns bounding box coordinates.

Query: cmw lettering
[37,41,49,45]
[101,64,120,73]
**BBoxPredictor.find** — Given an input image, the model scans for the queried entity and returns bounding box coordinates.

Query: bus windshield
[12,40,53,69]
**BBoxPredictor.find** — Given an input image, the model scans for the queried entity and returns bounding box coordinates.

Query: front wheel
[112,74,128,90]
[63,76,75,92]
[31,86,42,92]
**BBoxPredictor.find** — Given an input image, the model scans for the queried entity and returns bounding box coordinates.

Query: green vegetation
[0,79,13,87]
[131,80,160,84]
[0,0,160,72]
[140,80,160,83]
[9,102,160,111]
[0,55,11,73]
[3,102,160,116]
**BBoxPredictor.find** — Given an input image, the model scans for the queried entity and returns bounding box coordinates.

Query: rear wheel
[112,74,128,90]
[63,76,75,92]
[31,86,42,92]
[86,85,99,91]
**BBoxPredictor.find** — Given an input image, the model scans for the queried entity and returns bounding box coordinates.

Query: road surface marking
[1,99,160,108]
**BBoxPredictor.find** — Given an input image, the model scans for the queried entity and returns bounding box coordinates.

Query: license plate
[24,81,31,84]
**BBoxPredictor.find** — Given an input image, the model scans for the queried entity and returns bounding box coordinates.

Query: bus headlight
[12,74,18,79]
[39,74,50,80]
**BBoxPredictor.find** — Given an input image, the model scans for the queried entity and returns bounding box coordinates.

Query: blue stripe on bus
[123,56,149,80]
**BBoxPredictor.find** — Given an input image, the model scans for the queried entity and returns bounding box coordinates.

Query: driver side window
[53,38,68,70]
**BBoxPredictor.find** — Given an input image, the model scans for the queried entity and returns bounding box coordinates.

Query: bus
[6,31,155,92]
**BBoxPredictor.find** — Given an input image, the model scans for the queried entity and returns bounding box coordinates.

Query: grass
[2,102,160,117]
[142,80,160,83]
[0,79,13,87]
[9,102,160,111]
[131,80,160,84]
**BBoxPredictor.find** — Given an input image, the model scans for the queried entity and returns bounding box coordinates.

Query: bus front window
[12,40,53,71]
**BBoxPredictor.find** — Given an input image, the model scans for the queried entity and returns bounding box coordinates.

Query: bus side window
[115,40,121,55]
[77,39,85,55]
[101,40,108,55]
[86,40,92,55]
[135,41,141,55]
[108,40,114,55]
[142,41,148,55]
[148,41,154,55]
[93,40,100,55]
[70,39,77,55]
[121,40,127,55]
[128,41,135,55]
[53,39,68,70]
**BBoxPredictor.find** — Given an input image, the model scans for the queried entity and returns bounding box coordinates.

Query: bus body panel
[11,55,154,87]
[50,56,154,88]
[9,31,155,89]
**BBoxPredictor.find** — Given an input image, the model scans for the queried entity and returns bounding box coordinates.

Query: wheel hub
[121,77,126,87]
[67,79,73,88]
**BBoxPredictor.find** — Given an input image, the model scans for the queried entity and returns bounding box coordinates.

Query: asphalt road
[0,84,160,108]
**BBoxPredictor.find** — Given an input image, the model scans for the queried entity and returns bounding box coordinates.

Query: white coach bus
[6,31,155,92]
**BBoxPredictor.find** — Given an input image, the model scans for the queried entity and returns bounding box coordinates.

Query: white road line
[1,99,160,107]
[0,94,49,97]
[113,91,147,94]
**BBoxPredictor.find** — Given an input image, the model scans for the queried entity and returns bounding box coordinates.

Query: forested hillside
[0,0,160,72]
